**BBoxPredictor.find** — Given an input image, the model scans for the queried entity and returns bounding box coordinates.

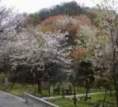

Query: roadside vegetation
[49,94,116,107]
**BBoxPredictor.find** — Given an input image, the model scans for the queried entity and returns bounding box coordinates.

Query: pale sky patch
[2,0,117,13]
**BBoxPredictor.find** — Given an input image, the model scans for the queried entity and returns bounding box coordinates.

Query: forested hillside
[25,2,118,106]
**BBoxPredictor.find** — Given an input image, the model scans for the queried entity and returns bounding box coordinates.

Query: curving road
[0,91,29,107]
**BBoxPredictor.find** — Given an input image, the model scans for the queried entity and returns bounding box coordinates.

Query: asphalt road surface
[0,91,30,107]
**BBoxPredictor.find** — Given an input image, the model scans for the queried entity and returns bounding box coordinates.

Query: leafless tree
[97,0,118,106]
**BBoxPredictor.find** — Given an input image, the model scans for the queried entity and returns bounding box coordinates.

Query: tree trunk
[73,86,77,107]
[48,84,51,96]
[111,50,118,107]
[110,26,118,107]
[37,79,42,94]
[113,74,118,107]
[84,81,90,101]
[102,88,107,107]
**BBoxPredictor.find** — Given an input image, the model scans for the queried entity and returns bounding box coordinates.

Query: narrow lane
[0,91,29,107]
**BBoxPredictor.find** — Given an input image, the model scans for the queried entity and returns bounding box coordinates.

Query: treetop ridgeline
[29,1,88,23]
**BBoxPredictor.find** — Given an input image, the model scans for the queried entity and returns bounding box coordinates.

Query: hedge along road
[0,91,30,107]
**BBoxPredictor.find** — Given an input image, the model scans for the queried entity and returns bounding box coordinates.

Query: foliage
[45,62,67,84]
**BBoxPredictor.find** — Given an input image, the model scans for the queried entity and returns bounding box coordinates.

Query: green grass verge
[0,83,105,97]
[49,93,116,107]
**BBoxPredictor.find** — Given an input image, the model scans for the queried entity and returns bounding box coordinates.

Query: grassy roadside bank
[49,93,116,107]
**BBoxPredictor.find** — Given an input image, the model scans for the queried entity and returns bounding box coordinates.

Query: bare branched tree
[97,0,118,106]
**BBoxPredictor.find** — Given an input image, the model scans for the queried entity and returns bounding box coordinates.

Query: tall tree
[96,0,118,106]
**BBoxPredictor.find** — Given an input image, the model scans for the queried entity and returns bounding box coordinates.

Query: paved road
[0,91,30,107]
